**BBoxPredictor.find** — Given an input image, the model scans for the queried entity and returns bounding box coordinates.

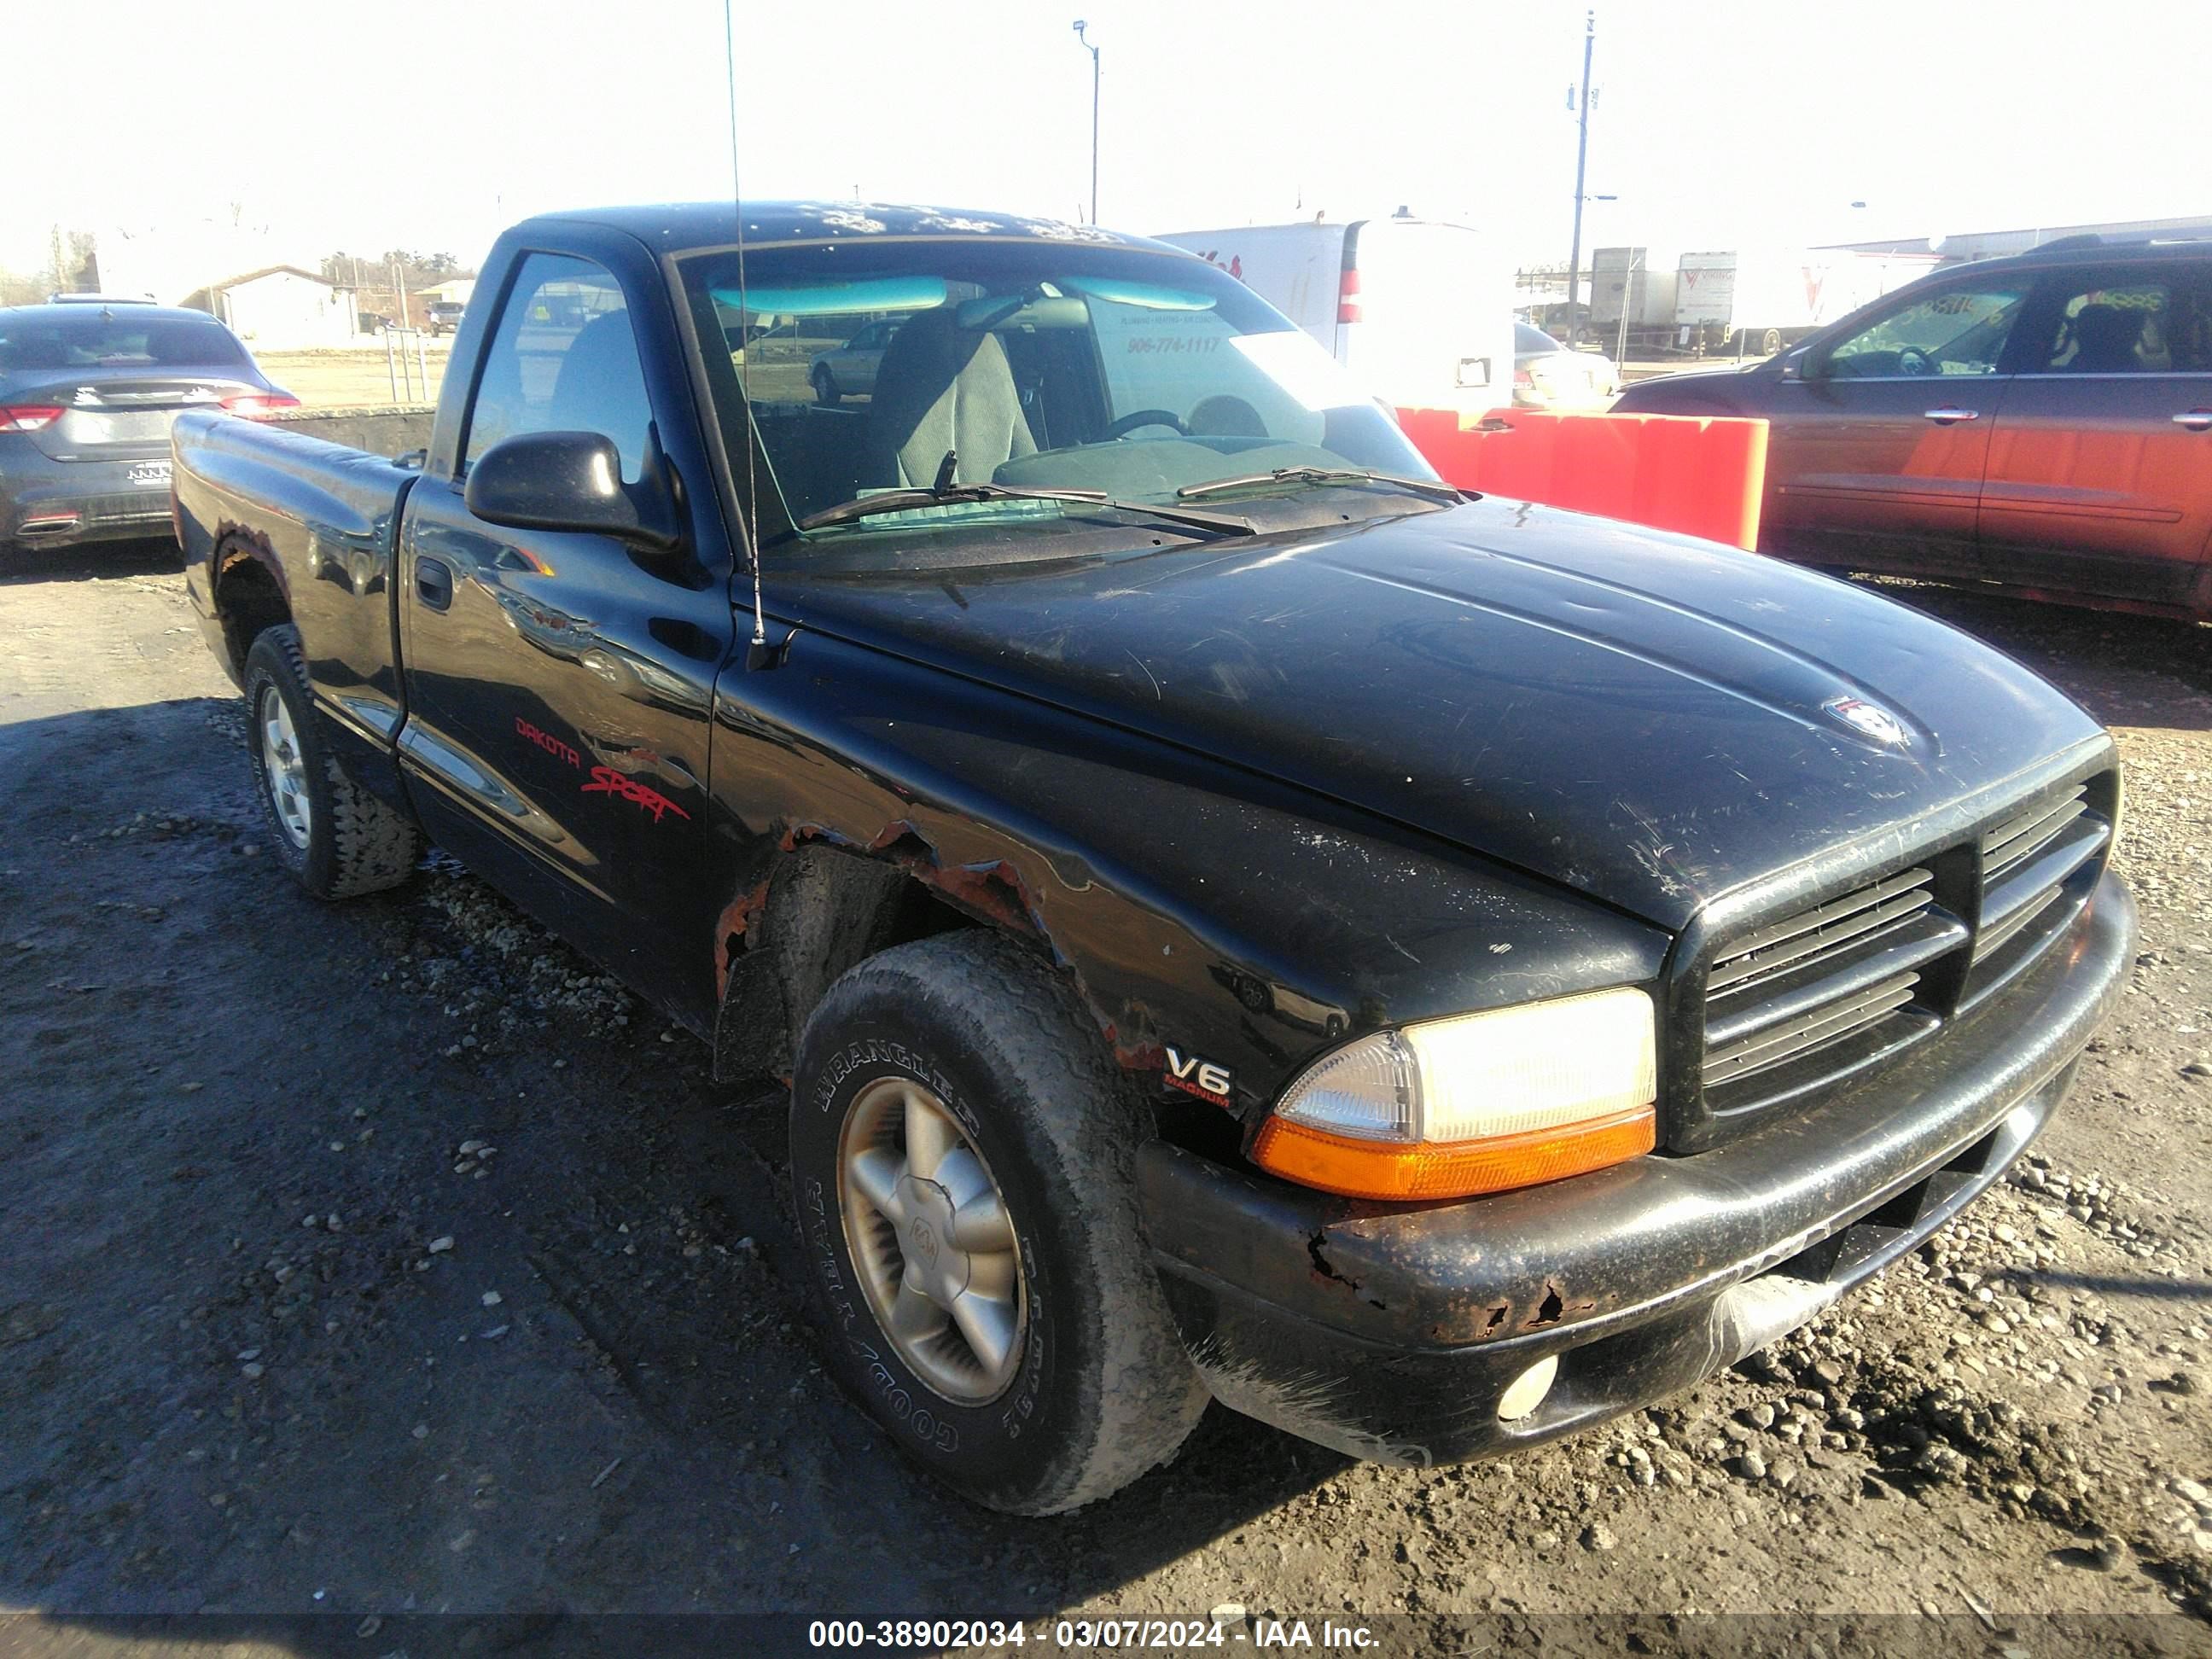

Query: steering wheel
[1188,394,1268,438]
[1103,409,1189,439]
[1895,345,1937,377]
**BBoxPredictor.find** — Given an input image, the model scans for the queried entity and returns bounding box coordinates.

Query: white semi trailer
[1674,248,1944,358]
[1586,246,1680,356]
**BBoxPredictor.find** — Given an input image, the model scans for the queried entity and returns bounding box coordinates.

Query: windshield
[0,312,251,375]
[676,238,1436,563]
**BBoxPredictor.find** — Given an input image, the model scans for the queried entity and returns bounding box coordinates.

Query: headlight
[1250,987,1657,1201]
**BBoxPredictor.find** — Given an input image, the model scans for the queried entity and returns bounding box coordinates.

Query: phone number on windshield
[808,1620,1233,1649]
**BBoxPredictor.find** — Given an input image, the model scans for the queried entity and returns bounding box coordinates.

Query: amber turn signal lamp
[1251,987,1660,1201]
[1252,1106,1656,1202]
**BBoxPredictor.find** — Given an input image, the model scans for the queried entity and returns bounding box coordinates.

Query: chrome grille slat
[1707,870,1933,995]
[1701,865,1942,1095]
[1704,972,1920,1084]
[1690,772,2115,1139]
[1976,814,2107,950]
[1974,882,2066,963]
[1705,909,1967,1051]
[1982,788,2087,886]
[1980,785,2084,857]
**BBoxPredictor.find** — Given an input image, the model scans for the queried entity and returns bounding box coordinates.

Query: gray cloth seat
[865,308,1035,486]
[544,311,655,476]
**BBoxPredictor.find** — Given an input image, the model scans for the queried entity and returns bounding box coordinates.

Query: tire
[789,932,1208,1514]
[1760,328,1784,357]
[812,364,841,406]
[1232,972,1271,1014]
[242,625,422,899]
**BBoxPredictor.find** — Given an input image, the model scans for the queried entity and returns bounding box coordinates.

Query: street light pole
[1564,9,1595,345]
[1073,20,1099,224]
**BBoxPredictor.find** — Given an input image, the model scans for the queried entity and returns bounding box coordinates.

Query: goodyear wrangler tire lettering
[788,934,1208,1515]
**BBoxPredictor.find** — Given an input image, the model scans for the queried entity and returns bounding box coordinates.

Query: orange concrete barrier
[1396,406,1768,552]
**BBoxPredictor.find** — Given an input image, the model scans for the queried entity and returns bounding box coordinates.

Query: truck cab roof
[519,200,1171,257]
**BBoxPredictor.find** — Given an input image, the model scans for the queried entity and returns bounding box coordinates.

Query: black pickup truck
[172,201,2135,1516]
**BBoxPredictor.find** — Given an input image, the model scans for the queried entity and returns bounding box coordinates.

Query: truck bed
[172,407,428,751]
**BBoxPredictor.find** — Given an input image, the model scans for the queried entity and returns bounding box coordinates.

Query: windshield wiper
[1176,466,1466,504]
[797,472,1255,538]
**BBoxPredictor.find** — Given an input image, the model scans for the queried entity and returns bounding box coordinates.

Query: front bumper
[1137,870,2135,1465]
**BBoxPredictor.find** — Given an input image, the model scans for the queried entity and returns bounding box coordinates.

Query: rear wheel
[242,625,422,899]
[789,933,1208,1514]
[1760,327,1784,357]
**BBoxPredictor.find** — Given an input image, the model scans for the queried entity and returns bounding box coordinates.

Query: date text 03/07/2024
[805,1616,1378,1649]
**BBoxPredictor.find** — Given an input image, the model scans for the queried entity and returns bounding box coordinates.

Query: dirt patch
[253,343,452,410]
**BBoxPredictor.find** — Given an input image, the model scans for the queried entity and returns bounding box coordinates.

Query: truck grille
[1686,774,2112,1138]
[1703,868,1963,1109]
[1964,784,2107,1006]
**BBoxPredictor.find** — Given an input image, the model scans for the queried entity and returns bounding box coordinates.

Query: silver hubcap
[258,684,311,850]
[839,1076,1027,1404]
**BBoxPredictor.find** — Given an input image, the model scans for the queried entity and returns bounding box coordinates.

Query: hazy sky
[7,0,2208,278]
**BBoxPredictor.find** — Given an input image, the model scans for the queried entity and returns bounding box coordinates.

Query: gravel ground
[1,544,2208,1655]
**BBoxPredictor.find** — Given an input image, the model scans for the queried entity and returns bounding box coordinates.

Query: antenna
[725,0,768,657]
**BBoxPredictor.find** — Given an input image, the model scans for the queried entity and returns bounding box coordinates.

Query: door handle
[1922,407,1979,425]
[2174,409,2212,431]
[416,556,454,612]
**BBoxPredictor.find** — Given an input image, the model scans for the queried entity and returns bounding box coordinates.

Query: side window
[463,253,654,480]
[2038,271,2212,374]
[1820,284,2031,380]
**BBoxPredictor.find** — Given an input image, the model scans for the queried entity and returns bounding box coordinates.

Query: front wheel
[789,933,1208,1514]
[812,365,841,405]
[242,625,422,899]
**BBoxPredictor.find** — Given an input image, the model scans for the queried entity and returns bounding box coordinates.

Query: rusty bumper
[1136,870,2136,1466]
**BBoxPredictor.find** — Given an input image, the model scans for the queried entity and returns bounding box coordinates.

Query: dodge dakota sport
[172,201,2136,1516]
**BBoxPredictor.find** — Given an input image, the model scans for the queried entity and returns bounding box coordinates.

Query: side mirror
[463,427,684,553]
[1781,347,1817,382]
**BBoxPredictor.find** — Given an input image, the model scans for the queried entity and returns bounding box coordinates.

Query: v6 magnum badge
[1164,1046,1233,1107]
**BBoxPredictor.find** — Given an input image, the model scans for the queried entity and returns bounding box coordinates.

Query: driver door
[1761,278,2033,578]
[397,249,733,1025]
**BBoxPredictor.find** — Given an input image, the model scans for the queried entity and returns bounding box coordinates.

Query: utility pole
[1073,20,1100,224]
[1565,10,1595,345]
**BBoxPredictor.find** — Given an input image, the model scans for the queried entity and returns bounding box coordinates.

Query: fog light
[1497,1354,1558,1423]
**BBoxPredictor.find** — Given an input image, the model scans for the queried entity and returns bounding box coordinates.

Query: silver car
[1,304,296,557]
[1512,322,1619,410]
[808,317,903,405]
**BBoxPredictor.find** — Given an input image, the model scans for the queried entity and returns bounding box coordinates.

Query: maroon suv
[1612,237,2212,623]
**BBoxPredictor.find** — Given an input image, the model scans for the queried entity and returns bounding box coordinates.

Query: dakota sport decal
[582,765,690,824]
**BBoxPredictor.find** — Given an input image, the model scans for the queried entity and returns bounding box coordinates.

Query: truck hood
[770,498,2107,930]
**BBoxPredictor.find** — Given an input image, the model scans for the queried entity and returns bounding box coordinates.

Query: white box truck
[1153,213,1514,415]
[1587,247,1681,352]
